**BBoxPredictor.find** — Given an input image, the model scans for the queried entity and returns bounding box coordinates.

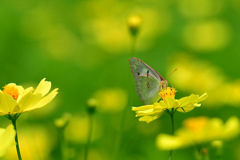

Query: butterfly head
[160,80,168,91]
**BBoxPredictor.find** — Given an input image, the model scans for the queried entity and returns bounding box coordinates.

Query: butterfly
[129,57,168,105]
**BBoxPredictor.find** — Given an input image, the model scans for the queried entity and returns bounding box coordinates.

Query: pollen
[2,84,20,101]
[160,87,176,100]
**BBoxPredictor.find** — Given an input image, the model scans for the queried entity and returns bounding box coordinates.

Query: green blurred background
[0,0,240,159]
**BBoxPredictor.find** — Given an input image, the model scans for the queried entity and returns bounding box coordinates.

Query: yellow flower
[0,124,16,157]
[0,78,58,116]
[132,87,207,123]
[92,88,127,113]
[156,116,240,150]
[54,113,72,129]
[128,15,142,37]
[3,125,53,160]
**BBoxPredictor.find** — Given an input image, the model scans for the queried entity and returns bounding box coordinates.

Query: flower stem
[168,111,175,160]
[84,114,93,160]
[113,32,137,160]
[11,119,22,160]
[59,128,67,160]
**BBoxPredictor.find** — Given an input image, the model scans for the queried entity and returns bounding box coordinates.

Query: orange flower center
[160,87,176,100]
[2,84,19,101]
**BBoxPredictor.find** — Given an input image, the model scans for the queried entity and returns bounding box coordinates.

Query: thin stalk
[194,145,209,160]
[130,36,137,57]
[84,114,93,160]
[168,111,175,160]
[113,35,137,160]
[11,119,22,160]
[59,128,67,160]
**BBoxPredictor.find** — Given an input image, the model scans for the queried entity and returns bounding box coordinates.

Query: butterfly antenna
[166,68,178,80]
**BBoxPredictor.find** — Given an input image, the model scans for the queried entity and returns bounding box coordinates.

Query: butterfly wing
[135,74,161,105]
[129,57,162,81]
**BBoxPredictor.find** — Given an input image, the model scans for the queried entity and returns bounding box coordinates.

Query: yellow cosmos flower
[0,78,58,116]
[156,116,240,150]
[132,87,208,123]
[0,124,16,157]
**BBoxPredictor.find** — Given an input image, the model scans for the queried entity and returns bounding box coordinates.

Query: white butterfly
[129,57,168,105]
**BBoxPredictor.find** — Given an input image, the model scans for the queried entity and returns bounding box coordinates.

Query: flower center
[159,87,176,100]
[2,84,19,101]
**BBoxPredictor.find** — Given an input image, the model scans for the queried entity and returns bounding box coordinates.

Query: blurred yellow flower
[128,15,142,37]
[169,54,240,107]
[183,20,230,51]
[132,87,207,123]
[54,113,72,129]
[0,124,15,157]
[64,115,103,144]
[156,116,240,150]
[0,78,58,116]
[92,88,127,113]
[177,0,224,18]
[3,125,53,160]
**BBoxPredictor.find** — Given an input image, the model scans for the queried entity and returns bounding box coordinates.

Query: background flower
[0,124,15,157]
[156,117,240,150]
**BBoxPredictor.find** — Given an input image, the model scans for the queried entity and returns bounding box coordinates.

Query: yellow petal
[0,124,16,157]
[24,88,58,112]
[162,98,178,109]
[156,134,187,150]
[132,105,154,111]
[198,92,208,102]
[17,87,33,102]
[178,94,199,107]
[221,116,240,139]
[178,93,208,107]
[136,110,163,117]
[18,91,42,112]
[33,78,51,96]
[177,103,201,112]
[139,115,160,123]
[0,92,18,115]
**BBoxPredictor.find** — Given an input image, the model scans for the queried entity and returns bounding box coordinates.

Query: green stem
[59,128,67,160]
[130,36,137,57]
[11,119,22,160]
[113,34,137,160]
[84,114,93,160]
[168,111,175,160]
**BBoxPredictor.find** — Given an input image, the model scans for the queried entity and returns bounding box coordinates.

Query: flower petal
[18,91,43,112]
[160,98,178,109]
[0,124,16,157]
[17,87,33,102]
[132,103,164,123]
[24,88,58,112]
[132,105,154,111]
[177,104,201,112]
[221,116,240,139]
[136,109,163,117]
[0,92,18,115]
[156,134,188,150]
[198,92,208,102]
[33,78,51,96]
[178,93,208,107]
[139,115,160,123]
